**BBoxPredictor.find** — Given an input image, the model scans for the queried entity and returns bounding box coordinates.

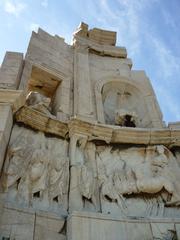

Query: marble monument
[0,22,180,240]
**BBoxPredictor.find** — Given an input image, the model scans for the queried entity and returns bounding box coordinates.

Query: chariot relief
[71,142,180,217]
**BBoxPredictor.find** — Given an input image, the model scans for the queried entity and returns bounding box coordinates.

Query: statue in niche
[78,139,100,211]
[115,109,138,127]
[26,91,55,118]
[103,89,139,127]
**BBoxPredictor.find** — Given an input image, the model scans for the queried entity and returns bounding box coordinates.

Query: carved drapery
[1,125,69,215]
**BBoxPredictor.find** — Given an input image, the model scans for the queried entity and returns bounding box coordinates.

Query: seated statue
[26,91,55,118]
[115,109,138,127]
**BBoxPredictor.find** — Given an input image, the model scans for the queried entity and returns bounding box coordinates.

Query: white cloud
[97,0,151,56]
[162,9,177,31]
[157,86,180,121]
[30,23,39,32]
[4,0,27,17]
[150,35,180,79]
[41,0,48,8]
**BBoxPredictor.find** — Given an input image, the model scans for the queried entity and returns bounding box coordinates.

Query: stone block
[0,104,13,142]
[112,127,150,144]
[0,52,24,89]
[175,224,180,240]
[0,90,26,112]
[151,222,175,240]
[169,122,180,129]
[67,212,127,240]
[126,222,153,240]
[0,207,35,240]
[150,128,171,145]
[0,104,13,172]
[34,211,66,240]
[0,132,7,172]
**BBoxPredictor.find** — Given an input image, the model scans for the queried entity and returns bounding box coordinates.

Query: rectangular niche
[28,65,61,98]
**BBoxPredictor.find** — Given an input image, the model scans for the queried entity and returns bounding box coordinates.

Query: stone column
[0,52,24,89]
[0,104,13,172]
[73,45,94,120]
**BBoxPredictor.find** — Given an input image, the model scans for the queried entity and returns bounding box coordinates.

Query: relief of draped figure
[78,140,100,211]
[1,125,69,214]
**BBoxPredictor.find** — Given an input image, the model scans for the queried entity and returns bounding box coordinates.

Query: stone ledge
[68,211,180,223]
[15,107,180,146]
[67,211,180,240]
[15,106,68,138]
[74,35,127,58]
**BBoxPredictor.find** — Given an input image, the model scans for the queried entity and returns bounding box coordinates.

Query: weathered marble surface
[1,124,69,215]
[1,22,180,240]
[69,140,180,218]
[67,211,180,240]
[0,206,66,240]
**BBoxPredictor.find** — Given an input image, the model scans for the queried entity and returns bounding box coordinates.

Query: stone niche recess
[102,81,151,127]
[0,22,180,240]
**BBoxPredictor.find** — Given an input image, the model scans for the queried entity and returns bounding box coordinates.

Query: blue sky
[0,0,180,124]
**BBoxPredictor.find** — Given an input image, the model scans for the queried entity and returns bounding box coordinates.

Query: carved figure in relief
[4,134,33,191]
[101,176,127,215]
[3,125,69,212]
[48,140,69,206]
[26,91,55,118]
[114,146,178,203]
[22,139,49,203]
[139,146,173,193]
[96,147,128,214]
[97,144,180,214]
[78,140,100,210]
[133,145,180,207]
[113,167,137,195]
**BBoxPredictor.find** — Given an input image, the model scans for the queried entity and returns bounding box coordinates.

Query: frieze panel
[70,140,180,217]
[1,124,69,216]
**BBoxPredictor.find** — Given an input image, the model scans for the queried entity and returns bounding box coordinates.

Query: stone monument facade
[0,22,180,240]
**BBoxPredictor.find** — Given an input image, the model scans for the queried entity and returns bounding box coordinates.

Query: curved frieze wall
[1,122,180,218]
[15,106,180,147]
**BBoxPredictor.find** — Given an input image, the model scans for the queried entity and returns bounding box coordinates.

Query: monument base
[67,211,180,240]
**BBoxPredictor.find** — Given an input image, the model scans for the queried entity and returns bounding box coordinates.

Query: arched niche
[95,77,158,128]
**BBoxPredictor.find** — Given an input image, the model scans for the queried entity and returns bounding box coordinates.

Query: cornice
[15,106,180,147]
[73,35,127,58]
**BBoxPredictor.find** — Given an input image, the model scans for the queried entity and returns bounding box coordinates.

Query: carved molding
[74,35,127,58]
[16,106,68,138]
[15,107,180,147]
